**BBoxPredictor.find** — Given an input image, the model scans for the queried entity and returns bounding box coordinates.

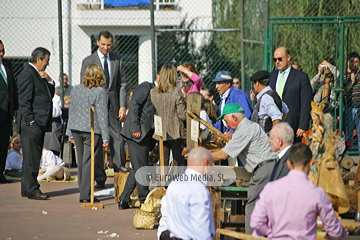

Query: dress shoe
[118,200,130,210]
[119,166,130,172]
[95,181,105,189]
[0,176,13,184]
[79,197,100,203]
[28,192,49,200]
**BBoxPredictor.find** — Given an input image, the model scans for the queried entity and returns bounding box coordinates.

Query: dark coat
[121,82,156,142]
[270,67,312,132]
[0,59,18,122]
[17,64,54,133]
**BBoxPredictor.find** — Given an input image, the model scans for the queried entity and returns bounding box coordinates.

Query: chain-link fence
[1,0,360,148]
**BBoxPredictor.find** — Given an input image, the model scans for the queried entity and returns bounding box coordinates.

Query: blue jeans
[345,107,360,151]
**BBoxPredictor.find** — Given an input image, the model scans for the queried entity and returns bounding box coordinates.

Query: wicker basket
[140,203,157,213]
[133,209,157,229]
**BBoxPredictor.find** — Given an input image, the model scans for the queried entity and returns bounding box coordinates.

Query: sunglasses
[273,57,286,62]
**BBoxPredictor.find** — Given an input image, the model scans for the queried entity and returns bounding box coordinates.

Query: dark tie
[103,55,110,87]
[269,157,281,181]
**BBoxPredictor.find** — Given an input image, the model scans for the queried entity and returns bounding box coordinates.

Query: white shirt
[278,145,292,159]
[52,94,62,118]
[157,168,215,240]
[40,149,65,169]
[220,88,230,126]
[199,109,211,130]
[5,149,22,171]
[275,65,292,93]
[97,49,111,79]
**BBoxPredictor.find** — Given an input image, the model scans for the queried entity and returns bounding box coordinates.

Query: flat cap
[250,70,270,82]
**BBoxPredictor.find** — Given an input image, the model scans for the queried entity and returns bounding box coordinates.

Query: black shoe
[0,176,13,184]
[79,197,100,203]
[118,200,130,210]
[95,181,105,189]
[119,166,130,172]
[28,192,49,200]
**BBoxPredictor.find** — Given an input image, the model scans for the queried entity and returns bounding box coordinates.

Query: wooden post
[82,107,104,209]
[186,93,202,149]
[159,136,165,186]
[154,115,165,186]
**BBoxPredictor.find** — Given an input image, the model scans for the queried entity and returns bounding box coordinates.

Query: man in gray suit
[268,122,294,181]
[81,31,128,188]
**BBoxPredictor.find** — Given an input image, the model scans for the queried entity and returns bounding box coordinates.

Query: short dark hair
[0,40,3,45]
[200,84,215,97]
[288,143,312,167]
[98,31,113,42]
[29,47,51,63]
[257,78,270,86]
[348,52,360,61]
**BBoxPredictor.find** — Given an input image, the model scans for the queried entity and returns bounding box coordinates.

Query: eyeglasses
[273,56,286,62]
[233,82,240,85]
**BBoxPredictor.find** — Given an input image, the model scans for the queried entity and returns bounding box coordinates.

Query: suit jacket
[67,84,109,140]
[0,59,18,122]
[270,67,312,132]
[270,148,291,181]
[17,63,54,133]
[121,82,156,142]
[80,51,127,116]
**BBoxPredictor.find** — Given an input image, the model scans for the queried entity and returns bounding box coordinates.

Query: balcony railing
[78,0,177,10]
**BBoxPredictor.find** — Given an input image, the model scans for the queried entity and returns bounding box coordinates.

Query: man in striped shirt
[210,103,277,234]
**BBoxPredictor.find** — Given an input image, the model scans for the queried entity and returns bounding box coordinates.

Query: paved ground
[0,168,158,240]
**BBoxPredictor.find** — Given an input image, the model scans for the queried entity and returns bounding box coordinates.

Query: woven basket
[133,209,157,229]
[140,203,157,213]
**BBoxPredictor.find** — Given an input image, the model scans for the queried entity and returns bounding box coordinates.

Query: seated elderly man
[158,147,215,240]
[210,103,277,234]
[251,143,347,240]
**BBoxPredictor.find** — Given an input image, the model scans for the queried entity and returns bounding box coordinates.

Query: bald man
[158,147,215,240]
[268,122,294,181]
[269,47,312,143]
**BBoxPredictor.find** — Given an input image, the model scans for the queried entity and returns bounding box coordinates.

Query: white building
[0,0,212,86]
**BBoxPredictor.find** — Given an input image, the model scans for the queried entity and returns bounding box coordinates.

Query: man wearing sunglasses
[269,47,312,143]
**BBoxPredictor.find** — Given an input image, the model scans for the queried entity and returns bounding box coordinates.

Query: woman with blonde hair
[67,64,109,203]
[151,64,186,169]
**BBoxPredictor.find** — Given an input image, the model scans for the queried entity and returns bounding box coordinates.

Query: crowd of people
[0,30,359,239]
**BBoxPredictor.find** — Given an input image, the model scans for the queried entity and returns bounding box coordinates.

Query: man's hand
[351,73,356,85]
[39,71,53,83]
[296,129,306,138]
[224,131,232,139]
[103,141,109,147]
[132,132,141,139]
[119,108,126,122]
[69,137,75,144]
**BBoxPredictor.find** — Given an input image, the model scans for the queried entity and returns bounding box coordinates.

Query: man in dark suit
[81,31,128,189]
[270,47,312,143]
[268,122,294,181]
[17,47,55,200]
[0,40,18,184]
[118,81,156,210]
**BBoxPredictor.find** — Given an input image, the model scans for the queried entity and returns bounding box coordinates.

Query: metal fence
[1,0,360,149]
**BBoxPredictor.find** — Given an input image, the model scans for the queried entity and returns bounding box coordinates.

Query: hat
[212,71,233,82]
[250,70,270,82]
[217,103,245,120]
